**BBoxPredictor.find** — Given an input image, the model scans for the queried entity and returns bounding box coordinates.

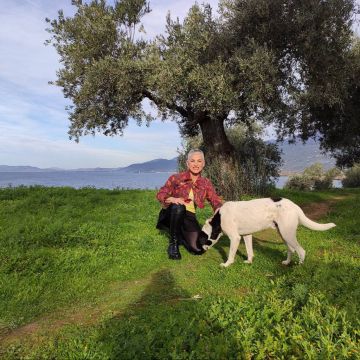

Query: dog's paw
[281,260,291,266]
[244,258,253,264]
[203,245,209,251]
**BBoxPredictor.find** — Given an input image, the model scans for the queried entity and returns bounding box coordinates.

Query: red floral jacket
[156,171,223,211]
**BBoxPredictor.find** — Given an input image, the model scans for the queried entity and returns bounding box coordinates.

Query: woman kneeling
[156,149,223,260]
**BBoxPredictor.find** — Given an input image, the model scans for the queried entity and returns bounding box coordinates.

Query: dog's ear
[209,211,222,240]
[208,208,220,223]
[209,211,221,228]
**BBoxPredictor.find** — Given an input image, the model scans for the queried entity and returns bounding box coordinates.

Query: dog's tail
[297,206,336,231]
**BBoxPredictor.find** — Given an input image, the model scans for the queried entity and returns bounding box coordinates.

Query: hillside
[118,158,178,173]
[277,138,335,173]
[0,139,336,173]
[0,165,60,172]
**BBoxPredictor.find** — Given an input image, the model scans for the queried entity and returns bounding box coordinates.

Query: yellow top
[185,188,196,213]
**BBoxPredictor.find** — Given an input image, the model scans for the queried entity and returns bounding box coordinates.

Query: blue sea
[0,171,341,190]
[0,171,172,190]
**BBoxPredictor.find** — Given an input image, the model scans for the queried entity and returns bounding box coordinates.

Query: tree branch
[142,89,188,118]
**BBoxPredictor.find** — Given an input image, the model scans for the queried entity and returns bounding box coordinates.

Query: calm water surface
[0,171,172,190]
[0,171,341,190]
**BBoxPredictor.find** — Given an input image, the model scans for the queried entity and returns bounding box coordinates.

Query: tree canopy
[311,38,360,167]
[46,0,359,166]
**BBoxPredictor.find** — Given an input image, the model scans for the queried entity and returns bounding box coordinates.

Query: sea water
[0,171,341,189]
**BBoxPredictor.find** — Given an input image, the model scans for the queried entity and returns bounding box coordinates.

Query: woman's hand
[165,197,187,205]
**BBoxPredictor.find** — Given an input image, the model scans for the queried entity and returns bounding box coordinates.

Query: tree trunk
[196,114,241,200]
[198,114,234,157]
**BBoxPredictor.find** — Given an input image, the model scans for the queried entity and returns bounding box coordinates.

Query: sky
[0,0,220,169]
[0,1,359,169]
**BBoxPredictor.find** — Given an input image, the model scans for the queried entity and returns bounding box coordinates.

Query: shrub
[285,163,341,191]
[284,174,313,191]
[342,164,360,187]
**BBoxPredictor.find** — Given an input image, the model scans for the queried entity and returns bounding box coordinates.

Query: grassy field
[0,186,359,359]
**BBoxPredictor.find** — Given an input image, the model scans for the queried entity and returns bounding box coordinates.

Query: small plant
[342,164,360,188]
[285,163,341,191]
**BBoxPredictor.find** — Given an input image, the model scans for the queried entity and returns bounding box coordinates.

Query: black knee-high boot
[168,204,185,260]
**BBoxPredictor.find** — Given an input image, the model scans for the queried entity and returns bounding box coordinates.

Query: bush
[342,164,360,187]
[284,174,314,191]
[285,163,341,191]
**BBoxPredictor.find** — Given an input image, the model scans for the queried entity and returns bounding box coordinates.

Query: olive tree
[46,0,357,167]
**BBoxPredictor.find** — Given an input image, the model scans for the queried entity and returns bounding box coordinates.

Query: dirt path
[301,195,346,220]
[301,200,333,220]
[0,195,349,349]
[0,277,151,348]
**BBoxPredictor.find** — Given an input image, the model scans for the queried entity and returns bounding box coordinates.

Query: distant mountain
[274,138,335,173]
[115,142,335,173]
[0,165,61,172]
[69,167,117,172]
[0,140,335,174]
[0,158,178,173]
[118,158,178,173]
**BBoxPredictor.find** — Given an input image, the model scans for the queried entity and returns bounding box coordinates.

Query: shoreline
[279,171,344,180]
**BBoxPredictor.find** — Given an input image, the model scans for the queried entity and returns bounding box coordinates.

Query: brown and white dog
[198,197,336,267]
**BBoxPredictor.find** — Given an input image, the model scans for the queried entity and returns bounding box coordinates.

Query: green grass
[0,186,359,359]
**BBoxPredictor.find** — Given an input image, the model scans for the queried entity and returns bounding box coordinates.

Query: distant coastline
[1,168,341,177]
[0,158,178,173]
[279,170,344,180]
[0,168,343,179]
[0,138,337,175]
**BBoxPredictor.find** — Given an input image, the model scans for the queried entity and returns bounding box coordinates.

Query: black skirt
[156,207,200,232]
[182,211,201,232]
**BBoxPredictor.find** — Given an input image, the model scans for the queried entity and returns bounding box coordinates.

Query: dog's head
[198,209,223,251]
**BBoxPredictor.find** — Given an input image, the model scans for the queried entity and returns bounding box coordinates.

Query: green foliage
[45,0,151,140]
[315,38,360,167]
[284,174,314,191]
[1,186,360,358]
[206,291,358,359]
[46,0,358,162]
[342,164,360,188]
[285,163,341,191]
[178,124,282,198]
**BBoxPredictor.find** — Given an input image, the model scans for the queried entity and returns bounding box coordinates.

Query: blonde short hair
[187,149,205,161]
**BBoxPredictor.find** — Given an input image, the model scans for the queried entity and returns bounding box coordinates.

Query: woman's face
[187,153,205,175]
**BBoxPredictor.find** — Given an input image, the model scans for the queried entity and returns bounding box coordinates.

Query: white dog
[198,197,336,267]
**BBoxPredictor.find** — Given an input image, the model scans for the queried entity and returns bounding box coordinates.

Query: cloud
[0,134,134,169]
[0,125,180,169]
[0,0,195,168]
[0,86,181,168]
[0,1,71,97]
